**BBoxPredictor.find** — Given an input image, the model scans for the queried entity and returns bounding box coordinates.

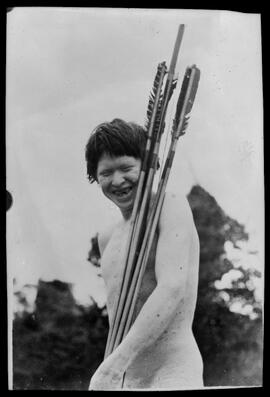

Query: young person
[85,118,203,390]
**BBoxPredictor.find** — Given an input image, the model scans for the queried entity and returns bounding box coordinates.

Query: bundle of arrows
[104,24,201,358]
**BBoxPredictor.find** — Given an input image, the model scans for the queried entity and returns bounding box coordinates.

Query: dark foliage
[188,185,262,386]
[12,184,262,389]
[13,280,108,390]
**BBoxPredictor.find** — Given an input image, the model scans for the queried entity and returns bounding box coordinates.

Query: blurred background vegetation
[12,185,263,390]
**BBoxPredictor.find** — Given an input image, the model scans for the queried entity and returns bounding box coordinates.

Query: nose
[111,171,125,186]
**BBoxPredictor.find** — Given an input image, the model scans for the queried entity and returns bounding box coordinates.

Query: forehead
[97,153,141,170]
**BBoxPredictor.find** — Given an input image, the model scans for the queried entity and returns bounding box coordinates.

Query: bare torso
[100,202,203,390]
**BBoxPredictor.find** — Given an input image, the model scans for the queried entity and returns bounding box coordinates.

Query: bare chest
[100,224,157,322]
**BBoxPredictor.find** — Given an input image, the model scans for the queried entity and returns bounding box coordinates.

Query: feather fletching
[172,65,200,137]
[145,62,167,135]
[185,65,200,115]
[172,66,192,133]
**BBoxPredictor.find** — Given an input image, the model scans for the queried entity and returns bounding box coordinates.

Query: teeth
[114,187,132,197]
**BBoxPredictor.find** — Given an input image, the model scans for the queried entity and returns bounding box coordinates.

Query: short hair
[85,118,148,183]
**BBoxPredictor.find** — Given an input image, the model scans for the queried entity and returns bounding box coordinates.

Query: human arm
[89,192,197,390]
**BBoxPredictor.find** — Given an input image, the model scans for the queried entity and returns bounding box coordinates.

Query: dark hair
[85,118,147,183]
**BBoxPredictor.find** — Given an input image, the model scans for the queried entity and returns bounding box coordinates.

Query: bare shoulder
[159,190,195,234]
[155,190,199,285]
[97,221,120,256]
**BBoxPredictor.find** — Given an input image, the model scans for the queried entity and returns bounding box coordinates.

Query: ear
[94,173,100,185]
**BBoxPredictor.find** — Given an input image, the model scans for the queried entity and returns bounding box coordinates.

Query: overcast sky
[6,8,263,306]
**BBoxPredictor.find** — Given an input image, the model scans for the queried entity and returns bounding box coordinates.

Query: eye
[99,170,112,177]
[121,166,133,172]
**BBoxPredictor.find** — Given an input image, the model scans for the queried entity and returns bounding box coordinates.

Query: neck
[121,206,133,221]
[120,190,156,221]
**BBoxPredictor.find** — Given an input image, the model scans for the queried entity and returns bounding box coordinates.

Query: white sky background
[6,8,263,307]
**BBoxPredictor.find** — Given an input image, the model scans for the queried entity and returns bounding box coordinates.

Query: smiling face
[97,153,141,219]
